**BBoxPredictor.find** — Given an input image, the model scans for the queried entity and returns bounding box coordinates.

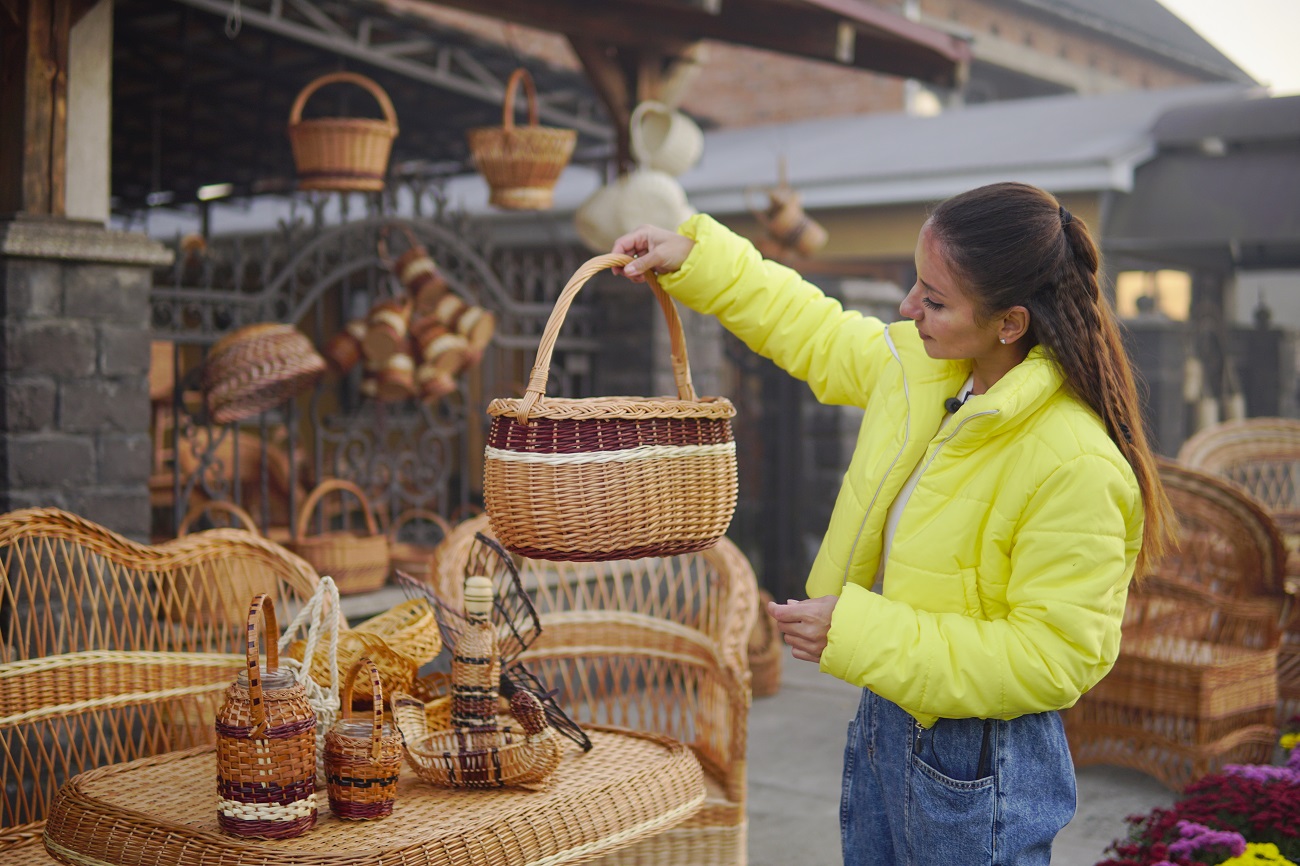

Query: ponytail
[929,183,1174,576]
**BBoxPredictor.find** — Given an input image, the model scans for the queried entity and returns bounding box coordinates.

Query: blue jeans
[840,688,1076,866]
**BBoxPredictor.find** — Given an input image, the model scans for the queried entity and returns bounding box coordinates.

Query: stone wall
[0,218,171,540]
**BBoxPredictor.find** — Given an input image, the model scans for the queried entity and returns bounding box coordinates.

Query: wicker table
[43,727,705,866]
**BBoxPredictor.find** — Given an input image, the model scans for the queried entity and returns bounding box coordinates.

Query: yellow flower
[1282,731,1300,751]
[1218,842,1298,865]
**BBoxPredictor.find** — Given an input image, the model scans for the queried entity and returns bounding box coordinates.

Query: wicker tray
[43,728,705,866]
[484,254,737,562]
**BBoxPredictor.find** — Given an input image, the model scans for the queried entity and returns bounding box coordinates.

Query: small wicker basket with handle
[484,254,737,561]
[467,67,576,210]
[289,71,398,192]
[215,595,318,839]
[290,479,391,595]
[325,657,403,820]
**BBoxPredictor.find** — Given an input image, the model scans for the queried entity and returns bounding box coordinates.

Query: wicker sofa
[435,514,757,866]
[1064,461,1288,790]
[0,508,320,864]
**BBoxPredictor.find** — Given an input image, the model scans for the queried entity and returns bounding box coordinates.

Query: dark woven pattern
[488,415,734,454]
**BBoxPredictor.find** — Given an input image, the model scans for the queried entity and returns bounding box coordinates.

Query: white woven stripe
[218,795,317,821]
[485,441,735,466]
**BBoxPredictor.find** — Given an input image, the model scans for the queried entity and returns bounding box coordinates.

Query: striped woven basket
[467,68,576,210]
[484,254,737,561]
[204,323,326,425]
[324,658,403,820]
[215,595,318,839]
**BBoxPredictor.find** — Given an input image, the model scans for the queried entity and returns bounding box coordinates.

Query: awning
[1103,93,1300,272]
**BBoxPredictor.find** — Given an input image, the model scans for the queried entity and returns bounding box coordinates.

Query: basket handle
[294,478,382,542]
[289,71,398,129]
[501,67,539,131]
[514,253,696,424]
[177,499,259,537]
[245,594,280,736]
[341,657,385,761]
[389,508,453,543]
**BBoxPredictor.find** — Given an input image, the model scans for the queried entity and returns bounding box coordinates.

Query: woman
[613,181,1173,866]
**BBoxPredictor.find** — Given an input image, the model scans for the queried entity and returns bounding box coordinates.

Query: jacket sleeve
[657,214,892,407]
[819,453,1142,720]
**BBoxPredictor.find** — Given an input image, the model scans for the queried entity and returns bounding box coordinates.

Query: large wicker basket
[467,67,576,210]
[484,254,737,562]
[204,323,327,425]
[290,479,391,595]
[289,71,398,193]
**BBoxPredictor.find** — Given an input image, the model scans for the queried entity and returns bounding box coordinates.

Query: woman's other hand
[611,224,695,282]
[768,595,838,663]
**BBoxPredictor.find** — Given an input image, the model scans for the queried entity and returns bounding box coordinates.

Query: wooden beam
[424,0,965,86]
[0,0,70,216]
[568,36,633,173]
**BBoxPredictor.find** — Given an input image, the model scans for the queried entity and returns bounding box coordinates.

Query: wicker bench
[1064,462,1288,791]
[435,514,757,866]
[1179,417,1300,724]
[0,508,320,864]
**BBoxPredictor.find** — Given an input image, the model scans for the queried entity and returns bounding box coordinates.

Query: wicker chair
[1178,418,1300,724]
[0,508,320,864]
[1064,461,1288,791]
[436,514,756,866]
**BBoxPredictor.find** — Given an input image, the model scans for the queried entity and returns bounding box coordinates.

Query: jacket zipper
[841,328,1002,587]
[842,328,910,586]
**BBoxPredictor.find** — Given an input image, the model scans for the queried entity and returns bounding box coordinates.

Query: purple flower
[1166,820,1248,860]
[1223,763,1300,784]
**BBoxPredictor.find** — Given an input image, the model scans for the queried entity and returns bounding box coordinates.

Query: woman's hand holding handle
[612,224,696,282]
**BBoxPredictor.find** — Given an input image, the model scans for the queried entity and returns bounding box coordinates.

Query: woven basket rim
[487,394,735,420]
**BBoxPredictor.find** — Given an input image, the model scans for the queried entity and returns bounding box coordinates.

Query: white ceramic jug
[629,101,704,178]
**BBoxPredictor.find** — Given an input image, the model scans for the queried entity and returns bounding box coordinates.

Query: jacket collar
[886,322,1066,447]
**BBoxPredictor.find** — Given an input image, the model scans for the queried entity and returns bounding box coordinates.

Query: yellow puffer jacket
[659,215,1144,727]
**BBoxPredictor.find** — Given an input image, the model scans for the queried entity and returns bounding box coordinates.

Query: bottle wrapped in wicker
[325,657,403,820]
[215,595,318,839]
[204,323,327,425]
[484,254,737,562]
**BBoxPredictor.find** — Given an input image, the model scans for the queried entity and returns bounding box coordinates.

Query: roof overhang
[404,0,970,87]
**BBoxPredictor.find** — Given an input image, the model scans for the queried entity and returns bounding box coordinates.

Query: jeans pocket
[907,755,995,866]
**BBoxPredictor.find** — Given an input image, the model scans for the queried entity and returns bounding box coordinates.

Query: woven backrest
[0,508,320,840]
[1155,460,1288,600]
[435,513,756,801]
[1179,418,1300,519]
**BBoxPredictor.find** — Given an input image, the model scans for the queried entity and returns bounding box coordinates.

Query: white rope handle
[278,576,342,780]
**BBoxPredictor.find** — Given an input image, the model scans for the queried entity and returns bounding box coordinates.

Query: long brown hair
[928,181,1173,575]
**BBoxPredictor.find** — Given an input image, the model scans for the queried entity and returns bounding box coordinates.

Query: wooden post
[0,0,73,216]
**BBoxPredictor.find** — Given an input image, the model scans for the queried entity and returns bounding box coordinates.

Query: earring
[999,338,1007,345]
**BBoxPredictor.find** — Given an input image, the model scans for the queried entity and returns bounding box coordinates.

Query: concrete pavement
[745,655,1176,866]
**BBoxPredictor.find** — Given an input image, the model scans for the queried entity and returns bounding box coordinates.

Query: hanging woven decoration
[467,68,576,210]
[288,71,399,193]
[204,323,327,425]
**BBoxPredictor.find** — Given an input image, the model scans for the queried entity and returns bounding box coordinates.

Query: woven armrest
[525,611,749,803]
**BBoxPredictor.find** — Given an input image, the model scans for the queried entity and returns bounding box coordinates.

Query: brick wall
[0,220,171,540]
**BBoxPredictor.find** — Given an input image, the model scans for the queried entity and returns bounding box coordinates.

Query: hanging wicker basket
[467,68,576,210]
[484,254,737,561]
[289,71,399,193]
[204,323,327,425]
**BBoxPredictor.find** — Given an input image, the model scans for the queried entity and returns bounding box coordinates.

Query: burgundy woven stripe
[219,777,316,802]
[488,416,733,453]
[331,800,396,819]
[216,717,317,739]
[505,538,719,562]
[298,170,385,181]
[218,813,317,839]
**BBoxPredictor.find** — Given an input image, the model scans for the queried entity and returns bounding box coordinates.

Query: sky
[1156,0,1300,94]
